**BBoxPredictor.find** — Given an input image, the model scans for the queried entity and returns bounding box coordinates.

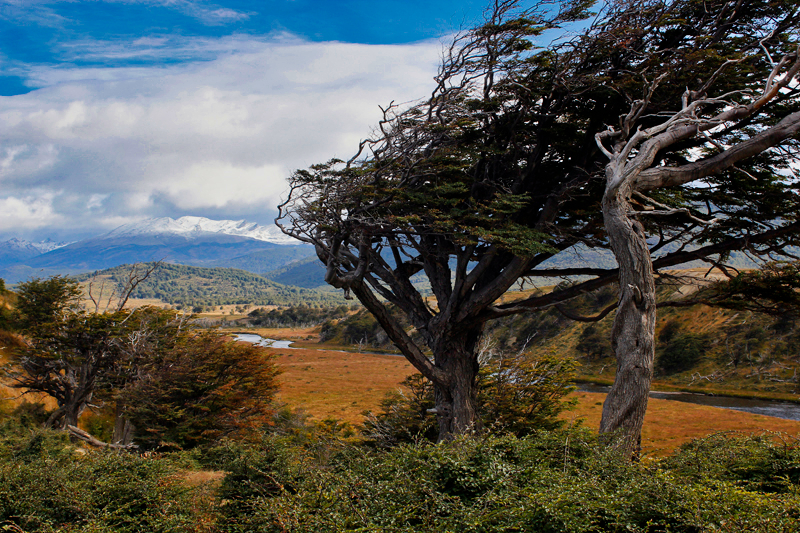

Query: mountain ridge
[0,216,312,283]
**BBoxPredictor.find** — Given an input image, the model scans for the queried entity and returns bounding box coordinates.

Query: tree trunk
[432,331,482,441]
[62,395,89,429]
[49,364,95,430]
[112,403,136,445]
[599,183,657,457]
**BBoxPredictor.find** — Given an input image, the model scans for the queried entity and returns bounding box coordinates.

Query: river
[233,333,295,349]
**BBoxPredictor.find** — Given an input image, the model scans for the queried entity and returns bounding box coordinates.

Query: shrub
[657,333,709,375]
[362,351,577,446]
[122,332,280,450]
[0,431,197,533]
[212,431,800,533]
[575,324,611,359]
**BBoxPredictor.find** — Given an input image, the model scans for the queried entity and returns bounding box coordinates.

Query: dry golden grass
[270,346,415,424]
[268,345,800,454]
[565,391,800,456]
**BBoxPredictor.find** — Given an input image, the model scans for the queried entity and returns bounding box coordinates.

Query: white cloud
[0,193,61,230]
[86,193,109,209]
[159,160,286,209]
[0,34,443,239]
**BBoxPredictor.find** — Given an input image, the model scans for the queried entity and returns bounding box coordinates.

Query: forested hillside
[75,263,344,309]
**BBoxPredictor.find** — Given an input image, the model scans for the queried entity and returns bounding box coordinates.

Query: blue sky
[0,0,491,241]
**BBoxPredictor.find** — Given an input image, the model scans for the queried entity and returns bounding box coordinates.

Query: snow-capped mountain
[0,238,72,268]
[1,238,71,255]
[101,216,299,245]
[0,217,313,283]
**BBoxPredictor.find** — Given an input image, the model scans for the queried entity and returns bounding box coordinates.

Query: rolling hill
[75,262,343,309]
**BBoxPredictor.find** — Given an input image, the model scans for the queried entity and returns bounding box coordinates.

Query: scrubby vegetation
[247,304,353,328]
[2,266,799,531]
[362,350,578,447]
[319,281,800,397]
[1,408,798,533]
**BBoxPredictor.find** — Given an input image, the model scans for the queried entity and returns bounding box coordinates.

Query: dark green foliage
[0,414,797,533]
[121,332,281,450]
[12,275,82,331]
[212,437,303,522]
[6,277,143,429]
[0,430,196,533]
[9,402,51,430]
[657,333,710,375]
[361,374,438,446]
[480,351,578,435]
[662,433,800,494]
[575,324,611,359]
[211,431,800,533]
[248,304,351,328]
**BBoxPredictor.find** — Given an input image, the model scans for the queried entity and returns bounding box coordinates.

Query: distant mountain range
[0,216,315,284]
[101,216,299,245]
[0,215,771,290]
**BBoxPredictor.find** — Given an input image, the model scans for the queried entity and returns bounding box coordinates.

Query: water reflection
[234,333,295,349]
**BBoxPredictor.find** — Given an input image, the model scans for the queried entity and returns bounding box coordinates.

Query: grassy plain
[254,330,800,456]
[270,346,415,423]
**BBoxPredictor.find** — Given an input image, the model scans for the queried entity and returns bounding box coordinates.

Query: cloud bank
[0,34,443,240]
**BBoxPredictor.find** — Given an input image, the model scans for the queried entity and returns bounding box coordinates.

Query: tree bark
[599,179,657,457]
[46,365,95,430]
[112,403,136,445]
[431,330,482,440]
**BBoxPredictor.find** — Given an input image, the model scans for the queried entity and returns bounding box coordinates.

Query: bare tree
[87,261,162,314]
[594,0,800,454]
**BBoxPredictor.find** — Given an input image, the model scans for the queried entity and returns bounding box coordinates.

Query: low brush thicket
[1,402,798,533]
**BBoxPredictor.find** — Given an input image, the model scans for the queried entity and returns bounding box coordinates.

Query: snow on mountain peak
[104,217,300,245]
[1,238,71,254]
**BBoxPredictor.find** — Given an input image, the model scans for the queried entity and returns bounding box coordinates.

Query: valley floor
[249,329,800,457]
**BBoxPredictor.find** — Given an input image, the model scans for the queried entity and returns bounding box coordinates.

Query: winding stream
[233,333,295,349]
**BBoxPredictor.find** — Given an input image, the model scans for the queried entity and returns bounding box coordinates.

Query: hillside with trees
[311,267,800,400]
[75,262,344,310]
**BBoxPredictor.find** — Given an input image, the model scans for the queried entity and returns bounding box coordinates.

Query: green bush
[212,431,800,533]
[362,351,577,446]
[657,333,709,375]
[0,431,198,533]
[0,422,797,533]
[575,324,611,359]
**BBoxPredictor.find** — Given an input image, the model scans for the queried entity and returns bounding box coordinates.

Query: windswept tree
[278,0,800,446]
[7,268,161,432]
[6,275,280,447]
[9,276,138,429]
[121,332,280,450]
